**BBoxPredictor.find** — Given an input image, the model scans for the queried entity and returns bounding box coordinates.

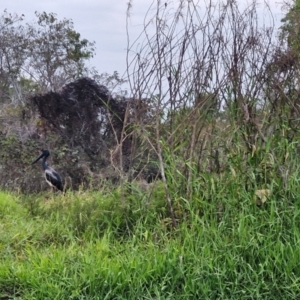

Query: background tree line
[1,0,300,224]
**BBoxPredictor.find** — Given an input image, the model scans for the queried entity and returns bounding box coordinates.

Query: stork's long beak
[32,153,44,165]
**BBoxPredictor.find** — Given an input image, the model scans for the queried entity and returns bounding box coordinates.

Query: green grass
[1,174,300,299]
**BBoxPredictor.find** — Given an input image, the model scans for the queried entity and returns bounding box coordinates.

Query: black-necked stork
[32,150,63,191]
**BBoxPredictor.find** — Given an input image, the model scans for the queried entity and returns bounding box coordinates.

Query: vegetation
[1,0,300,298]
[1,165,300,299]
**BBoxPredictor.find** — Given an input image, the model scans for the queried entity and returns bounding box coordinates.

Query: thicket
[2,1,300,298]
[1,0,300,226]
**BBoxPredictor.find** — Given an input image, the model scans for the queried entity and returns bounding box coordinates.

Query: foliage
[0,10,27,103]
[280,0,300,51]
[0,10,95,100]
[2,0,300,223]
[25,12,95,91]
[1,2,300,297]
[0,134,41,192]
[31,78,116,159]
[0,11,129,192]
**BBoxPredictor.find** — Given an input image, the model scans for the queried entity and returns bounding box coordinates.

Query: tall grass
[1,160,300,300]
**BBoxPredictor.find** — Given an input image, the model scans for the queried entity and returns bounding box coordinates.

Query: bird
[32,149,63,191]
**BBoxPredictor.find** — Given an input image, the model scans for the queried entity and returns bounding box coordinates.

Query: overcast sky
[1,0,284,79]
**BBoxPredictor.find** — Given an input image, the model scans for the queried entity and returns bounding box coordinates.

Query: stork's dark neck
[42,154,49,170]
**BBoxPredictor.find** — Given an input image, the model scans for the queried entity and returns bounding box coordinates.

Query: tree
[31,77,127,163]
[264,0,300,138]
[0,10,27,103]
[0,10,96,105]
[280,0,300,52]
[24,12,95,91]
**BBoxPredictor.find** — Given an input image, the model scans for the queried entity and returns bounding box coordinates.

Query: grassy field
[1,175,300,299]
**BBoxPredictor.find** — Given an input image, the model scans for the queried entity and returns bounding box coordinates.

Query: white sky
[1,0,285,79]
